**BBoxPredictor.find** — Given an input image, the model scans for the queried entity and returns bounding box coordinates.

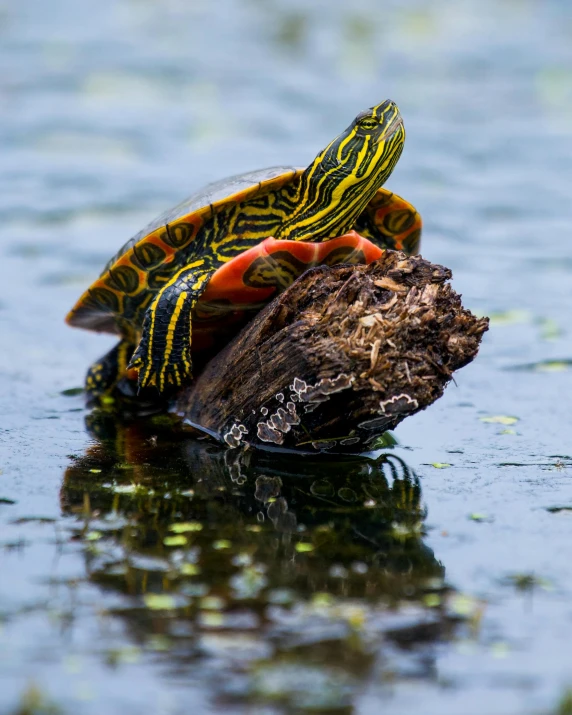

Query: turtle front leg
[129,264,214,393]
[85,339,137,400]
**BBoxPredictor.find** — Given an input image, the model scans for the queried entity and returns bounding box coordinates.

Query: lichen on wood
[175,251,489,452]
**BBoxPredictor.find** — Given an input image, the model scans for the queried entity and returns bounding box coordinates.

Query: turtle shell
[67,166,421,351]
[190,230,384,355]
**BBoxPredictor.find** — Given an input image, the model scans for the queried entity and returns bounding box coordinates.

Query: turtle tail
[86,339,136,399]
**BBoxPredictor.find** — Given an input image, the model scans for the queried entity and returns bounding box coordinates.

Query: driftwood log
[174,251,489,453]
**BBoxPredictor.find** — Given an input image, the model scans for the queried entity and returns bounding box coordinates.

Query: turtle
[67,99,422,398]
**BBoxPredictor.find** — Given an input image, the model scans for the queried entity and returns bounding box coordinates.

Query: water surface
[1,0,572,712]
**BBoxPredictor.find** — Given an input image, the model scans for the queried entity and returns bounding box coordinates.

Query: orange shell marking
[368,191,422,254]
[199,230,383,308]
[190,231,384,355]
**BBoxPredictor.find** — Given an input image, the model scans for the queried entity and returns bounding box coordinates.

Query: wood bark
[174,251,489,453]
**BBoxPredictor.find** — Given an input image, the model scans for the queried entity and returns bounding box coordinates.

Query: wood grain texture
[174,251,489,453]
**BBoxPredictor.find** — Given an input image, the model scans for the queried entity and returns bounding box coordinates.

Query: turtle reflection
[62,411,454,708]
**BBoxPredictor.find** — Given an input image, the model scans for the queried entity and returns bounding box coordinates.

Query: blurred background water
[1,0,572,713]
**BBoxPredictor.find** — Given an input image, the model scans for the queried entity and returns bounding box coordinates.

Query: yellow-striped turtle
[67,99,421,398]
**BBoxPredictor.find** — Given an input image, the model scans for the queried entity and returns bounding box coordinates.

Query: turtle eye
[357,117,378,131]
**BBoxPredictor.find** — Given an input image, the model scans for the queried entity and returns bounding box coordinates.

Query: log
[174,251,489,453]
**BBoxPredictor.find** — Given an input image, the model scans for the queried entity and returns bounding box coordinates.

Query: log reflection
[60,411,457,705]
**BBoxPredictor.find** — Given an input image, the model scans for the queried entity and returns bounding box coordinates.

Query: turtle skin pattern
[67,100,421,396]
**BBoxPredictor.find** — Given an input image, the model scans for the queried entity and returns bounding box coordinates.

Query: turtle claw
[128,344,192,393]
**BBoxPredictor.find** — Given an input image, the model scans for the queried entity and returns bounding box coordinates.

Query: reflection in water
[59,411,458,709]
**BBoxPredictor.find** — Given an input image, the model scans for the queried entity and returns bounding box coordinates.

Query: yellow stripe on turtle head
[276,99,406,242]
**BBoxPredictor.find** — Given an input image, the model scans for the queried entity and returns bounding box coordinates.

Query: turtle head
[345,99,405,178]
[278,99,406,241]
[320,98,405,200]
